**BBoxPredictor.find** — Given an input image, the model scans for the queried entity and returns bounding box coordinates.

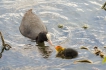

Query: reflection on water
[36,42,53,58]
[0,0,106,70]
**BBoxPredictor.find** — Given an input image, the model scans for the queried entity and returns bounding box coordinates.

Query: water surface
[0,0,106,70]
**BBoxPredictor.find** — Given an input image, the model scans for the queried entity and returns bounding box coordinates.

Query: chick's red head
[55,46,64,52]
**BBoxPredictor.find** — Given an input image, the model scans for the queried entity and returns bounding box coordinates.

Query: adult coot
[19,9,53,45]
[55,46,78,59]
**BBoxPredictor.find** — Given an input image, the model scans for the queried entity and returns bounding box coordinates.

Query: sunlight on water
[0,0,106,70]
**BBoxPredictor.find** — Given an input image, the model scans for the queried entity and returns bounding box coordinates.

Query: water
[0,0,106,70]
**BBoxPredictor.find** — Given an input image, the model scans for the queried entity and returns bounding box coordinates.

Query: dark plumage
[19,9,52,44]
[55,46,78,59]
[36,31,48,43]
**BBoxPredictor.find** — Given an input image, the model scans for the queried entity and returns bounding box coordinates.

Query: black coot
[19,9,52,45]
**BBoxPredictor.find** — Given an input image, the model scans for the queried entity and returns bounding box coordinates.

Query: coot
[19,9,53,45]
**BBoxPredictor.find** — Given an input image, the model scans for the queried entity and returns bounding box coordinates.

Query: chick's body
[56,46,78,59]
[62,48,78,59]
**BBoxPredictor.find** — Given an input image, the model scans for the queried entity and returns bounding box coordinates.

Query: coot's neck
[36,31,48,43]
[36,36,44,43]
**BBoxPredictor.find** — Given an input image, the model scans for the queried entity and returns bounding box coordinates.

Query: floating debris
[80,46,105,58]
[80,46,89,50]
[93,46,105,58]
[0,32,11,52]
[104,46,106,48]
[94,46,101,56]
[58,24,64,28]
[101,2,106,11]
[79,46,106,64]
[0,32,12,58]
[82,24,88,29]
[102,56,106,64]
[74,59,93,64]
[99,52,105,58]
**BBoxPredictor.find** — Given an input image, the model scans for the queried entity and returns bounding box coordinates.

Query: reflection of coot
[36,43,53,58]
[55,46,78,59]
[0,53,2,58]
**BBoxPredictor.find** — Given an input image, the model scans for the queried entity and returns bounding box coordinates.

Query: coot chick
[19,9,53,45]
[55,46,78,59]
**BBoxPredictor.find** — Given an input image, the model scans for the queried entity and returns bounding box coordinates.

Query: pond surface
[0,0,106,70]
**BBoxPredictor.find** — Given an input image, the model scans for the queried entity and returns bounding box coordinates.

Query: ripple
[40,11,68,20]
[0,0,106,70]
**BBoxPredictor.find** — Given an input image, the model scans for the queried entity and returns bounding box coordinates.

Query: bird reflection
[36,43,53,58]
[0,32,11,58]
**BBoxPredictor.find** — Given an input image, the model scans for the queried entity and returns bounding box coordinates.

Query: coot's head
[36,31,53,45]
[55,46,64,52]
